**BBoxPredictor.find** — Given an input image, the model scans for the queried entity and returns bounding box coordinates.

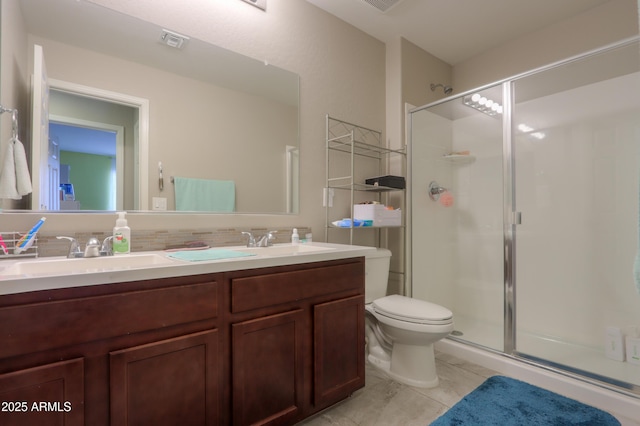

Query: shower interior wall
[411,101,504,351]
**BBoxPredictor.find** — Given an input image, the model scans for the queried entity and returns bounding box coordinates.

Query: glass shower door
[512,40,640,390]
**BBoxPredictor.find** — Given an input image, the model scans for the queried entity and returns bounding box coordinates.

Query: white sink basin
[1,253,175,277]
[234,244,336,257]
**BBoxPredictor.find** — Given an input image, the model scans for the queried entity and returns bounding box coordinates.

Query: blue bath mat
[430,376,620,425]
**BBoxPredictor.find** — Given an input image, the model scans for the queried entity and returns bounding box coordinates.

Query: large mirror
[4,0,299,213]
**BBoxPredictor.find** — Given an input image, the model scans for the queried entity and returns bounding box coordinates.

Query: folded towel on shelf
[174,176,235,212]
[0,139,33,200]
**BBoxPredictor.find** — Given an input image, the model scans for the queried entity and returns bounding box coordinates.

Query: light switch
[152,197,167,211]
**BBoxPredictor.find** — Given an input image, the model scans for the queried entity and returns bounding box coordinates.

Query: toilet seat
[372,295,453,325]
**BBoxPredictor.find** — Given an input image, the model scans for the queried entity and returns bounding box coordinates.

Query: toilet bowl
[365,249,453,388]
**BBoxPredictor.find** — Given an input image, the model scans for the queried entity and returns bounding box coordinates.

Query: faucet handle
[266,230,277,243]
[258,230,278,247]
[241,232,256,247]
[57,236,81,258]
[100,236,114,256]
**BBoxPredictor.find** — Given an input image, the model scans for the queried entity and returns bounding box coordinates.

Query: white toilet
[365,249,454,388]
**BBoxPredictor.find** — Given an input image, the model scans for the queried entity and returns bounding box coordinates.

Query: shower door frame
[408,35,640,395]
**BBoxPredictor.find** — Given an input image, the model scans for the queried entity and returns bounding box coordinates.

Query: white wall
[410,103,505,350]
[453,0,639,92]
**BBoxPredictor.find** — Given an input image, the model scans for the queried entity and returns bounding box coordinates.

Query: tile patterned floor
[299,351,640,426]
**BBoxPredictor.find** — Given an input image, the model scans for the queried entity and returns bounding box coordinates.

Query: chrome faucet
[57,236,114,258]
[241,230,277,247]
[100,236,114,256]
[57,236,82,258]
[84,237,101,258]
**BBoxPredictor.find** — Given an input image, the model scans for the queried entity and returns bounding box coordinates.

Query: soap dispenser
[291,228,300,245]
[113,212,131,254]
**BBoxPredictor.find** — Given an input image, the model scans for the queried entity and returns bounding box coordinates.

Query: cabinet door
[0,358,84,426]
[110,329,219,426]
[313,295,365,408]
[232,309,305,426]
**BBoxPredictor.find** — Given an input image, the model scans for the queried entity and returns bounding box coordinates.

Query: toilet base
[367,341,440,388]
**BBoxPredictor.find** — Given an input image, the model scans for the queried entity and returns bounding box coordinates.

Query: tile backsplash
[36,226,312,257]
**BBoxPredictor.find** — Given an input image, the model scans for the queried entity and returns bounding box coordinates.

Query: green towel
[168,248,255,262]
[174,177,235,212]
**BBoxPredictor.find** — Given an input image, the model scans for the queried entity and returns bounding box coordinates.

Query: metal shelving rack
[324,114,406,246]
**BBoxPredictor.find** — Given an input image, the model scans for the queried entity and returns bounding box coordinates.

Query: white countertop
[0,243,376,296]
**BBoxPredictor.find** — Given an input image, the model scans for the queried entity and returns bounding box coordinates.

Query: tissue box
[353,204,401,226]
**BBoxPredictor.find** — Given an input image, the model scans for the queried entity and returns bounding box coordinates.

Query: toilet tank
[365,248,392,303]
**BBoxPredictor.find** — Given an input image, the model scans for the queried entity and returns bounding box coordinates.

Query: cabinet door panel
[110,329,219,426]
[0,358,84,426]
[314,295,365,408]
[232,309,305,426]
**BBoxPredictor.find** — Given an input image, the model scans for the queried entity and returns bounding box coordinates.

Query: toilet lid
[372,295,453,324]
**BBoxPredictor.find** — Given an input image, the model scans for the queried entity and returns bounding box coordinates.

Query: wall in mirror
[3,0,300,214]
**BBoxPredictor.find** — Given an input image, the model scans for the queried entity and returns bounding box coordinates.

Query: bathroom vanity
[0,243,372,425]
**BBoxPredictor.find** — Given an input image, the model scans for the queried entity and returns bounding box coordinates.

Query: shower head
[430,83,453,95]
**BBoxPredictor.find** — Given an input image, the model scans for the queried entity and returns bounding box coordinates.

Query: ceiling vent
[359,0,406,13]
[160,29,189,49]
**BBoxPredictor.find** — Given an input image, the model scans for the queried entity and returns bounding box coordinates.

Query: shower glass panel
[512,40,640,390]
[410,36,640,393]
[410,83,505,351]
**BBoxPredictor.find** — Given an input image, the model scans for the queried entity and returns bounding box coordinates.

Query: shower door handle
[513,212,522,225]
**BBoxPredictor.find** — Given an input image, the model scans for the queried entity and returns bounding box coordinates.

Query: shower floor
[451,314,640,391]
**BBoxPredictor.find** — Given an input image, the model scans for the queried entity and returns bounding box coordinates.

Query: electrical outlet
[152,197,167,211]
[605,327,625,361]
[626,337,640,365]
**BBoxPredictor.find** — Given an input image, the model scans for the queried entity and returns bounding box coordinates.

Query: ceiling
[305,0,611,65]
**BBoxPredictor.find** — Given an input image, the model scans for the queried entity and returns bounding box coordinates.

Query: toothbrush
[0,234,7,255]
[15,217,46,254]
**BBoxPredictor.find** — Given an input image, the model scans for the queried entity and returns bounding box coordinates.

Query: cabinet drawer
[0,281,218,359]
[231,260,363,313]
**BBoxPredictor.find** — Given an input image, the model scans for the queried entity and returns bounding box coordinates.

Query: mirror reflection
[7,0,300,213]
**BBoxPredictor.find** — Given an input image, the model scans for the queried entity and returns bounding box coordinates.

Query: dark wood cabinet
[0,257,365,426]
[110,329,220,426]
[231,310,305,426]
[0,358,84,426]
[313,295,365,409]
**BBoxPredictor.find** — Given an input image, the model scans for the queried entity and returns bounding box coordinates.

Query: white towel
[0,139,32,200]
[13,139,32,196]
[0,140,19,199]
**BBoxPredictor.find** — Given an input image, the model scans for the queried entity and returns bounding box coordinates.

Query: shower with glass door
[409,36,640,394]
